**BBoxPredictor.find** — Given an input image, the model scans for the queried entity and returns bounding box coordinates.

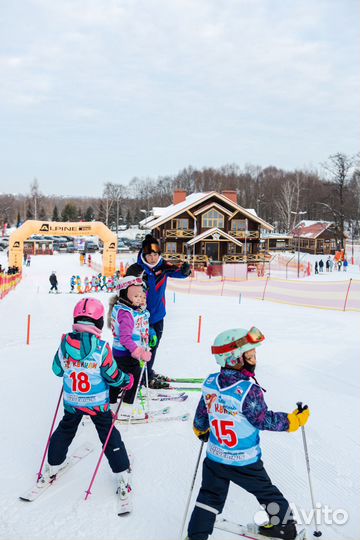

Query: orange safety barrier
[0,272,22,300]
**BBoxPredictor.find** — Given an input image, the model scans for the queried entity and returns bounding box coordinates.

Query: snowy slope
[0,254,359,540]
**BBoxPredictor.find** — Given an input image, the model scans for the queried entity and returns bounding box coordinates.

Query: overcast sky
[0,0,359,197]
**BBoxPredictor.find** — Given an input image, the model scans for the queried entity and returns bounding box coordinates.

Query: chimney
[222,190,238,204]
[173,190,187,205]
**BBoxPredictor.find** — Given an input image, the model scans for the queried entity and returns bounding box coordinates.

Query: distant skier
[314,261,318,274]
[49,271,58,293]
[41,298,134,511]
[107,276,153,419]
[318,259,324,273]
[70,275,76,293]
[186,326,310,540]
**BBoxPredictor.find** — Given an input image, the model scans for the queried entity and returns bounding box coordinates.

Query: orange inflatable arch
[9,220,117,276]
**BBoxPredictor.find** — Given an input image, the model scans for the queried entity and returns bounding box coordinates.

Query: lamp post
[291,210,307,278]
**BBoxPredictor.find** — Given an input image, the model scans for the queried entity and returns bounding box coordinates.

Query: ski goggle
[211,327,265,355]
[143,243,161,255]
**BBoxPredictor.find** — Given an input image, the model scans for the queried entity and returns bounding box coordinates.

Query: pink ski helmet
[73,298,105,329]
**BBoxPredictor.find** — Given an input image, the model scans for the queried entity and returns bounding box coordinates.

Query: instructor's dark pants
[188,457,291,540]
[110,353,142,405]
[146,319,164,380]
[48,409,129,473]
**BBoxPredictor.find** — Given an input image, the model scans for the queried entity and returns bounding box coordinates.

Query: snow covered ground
[0,254,359,540]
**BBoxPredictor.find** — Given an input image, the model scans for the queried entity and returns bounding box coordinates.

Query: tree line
[1,153,359,237]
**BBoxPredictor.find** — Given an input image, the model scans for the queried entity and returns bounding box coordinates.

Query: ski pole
[144,360,151,418]
[84,390,125,500]
[296,401,322,537]
[179,441,205,540]
[37,387,63,481]
[127,361,147,427]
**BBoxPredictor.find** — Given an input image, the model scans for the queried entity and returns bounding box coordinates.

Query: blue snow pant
[146,319,164,380]
[48,409,129,473]
[187,457,291,540]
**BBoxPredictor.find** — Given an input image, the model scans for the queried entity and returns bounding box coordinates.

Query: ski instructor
[126,234,191,389]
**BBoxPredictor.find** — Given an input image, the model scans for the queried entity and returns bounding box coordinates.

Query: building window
[176,218,189,230]
[231,219,246,231]
[166,242,177,254]
[202,209,224,228]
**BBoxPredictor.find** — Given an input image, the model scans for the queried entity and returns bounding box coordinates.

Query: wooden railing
[228,230,259,239]
[163,253,209,264]
[165,229,194,238]
[163,252,271,264]
[222,253,271,263]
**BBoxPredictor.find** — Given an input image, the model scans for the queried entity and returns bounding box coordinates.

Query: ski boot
[118,402,146,420]
[38,460,69,486]
[115,469,132,514]
[258,520,297,540]
[153,371,171,383]
[148,377,170,389]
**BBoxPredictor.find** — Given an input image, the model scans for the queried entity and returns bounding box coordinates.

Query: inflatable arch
[9,220,118,276]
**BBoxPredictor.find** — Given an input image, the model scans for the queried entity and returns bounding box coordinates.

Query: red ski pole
[84,391,125,500]
[37,387,63,481]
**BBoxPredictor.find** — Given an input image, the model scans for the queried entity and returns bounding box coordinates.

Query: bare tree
[321,153,357,247]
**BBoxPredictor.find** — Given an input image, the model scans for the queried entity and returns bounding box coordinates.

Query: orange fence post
[197,315,202,343]
[26,314,31,345]
[343,279,353,312]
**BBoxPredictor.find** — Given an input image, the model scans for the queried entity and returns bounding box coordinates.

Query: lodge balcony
[228,230,260,239]
[163,252,271,264]
[165,229,194,238]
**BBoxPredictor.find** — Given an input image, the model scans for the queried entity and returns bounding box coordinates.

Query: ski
[116,412,190,424]
[19,442,94,502]
[152,393,188,402]
[215,519,306,540]
[169,377,204,384]
[169,386,202,392]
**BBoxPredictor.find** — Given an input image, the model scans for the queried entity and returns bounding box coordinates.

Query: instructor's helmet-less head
[211,327,265,368]
[73,298,105,330]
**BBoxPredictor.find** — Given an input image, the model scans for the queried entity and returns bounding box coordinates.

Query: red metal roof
[292,221,332,239]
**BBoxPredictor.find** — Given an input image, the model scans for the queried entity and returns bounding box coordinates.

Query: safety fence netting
[0,272,22,300]
[167,274,360,312]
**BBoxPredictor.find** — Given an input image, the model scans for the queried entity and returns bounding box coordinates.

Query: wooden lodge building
[290,220,346,255]
[145,190,274,265]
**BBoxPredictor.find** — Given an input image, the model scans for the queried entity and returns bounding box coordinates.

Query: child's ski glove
[288,405,310,432]
[122,373,134,392]
[193,426,210,442]
[131,346,152,363]
[149,333,158,349]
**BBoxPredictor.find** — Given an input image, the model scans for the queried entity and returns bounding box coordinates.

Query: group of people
[40,234,309,540]
[2,265,20,275]
[69,272,123,294]
[314,255,348,274]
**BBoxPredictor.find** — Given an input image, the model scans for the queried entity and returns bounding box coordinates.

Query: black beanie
[142,234,161,255]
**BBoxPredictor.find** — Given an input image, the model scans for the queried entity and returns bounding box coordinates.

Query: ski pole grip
[296,401,308,413]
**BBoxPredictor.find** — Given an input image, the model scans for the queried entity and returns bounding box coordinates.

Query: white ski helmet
[118,275,147,292]
[211,327,265,368]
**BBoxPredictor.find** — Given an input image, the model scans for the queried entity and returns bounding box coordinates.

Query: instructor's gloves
[288,406,310,432]
[181,262,191,277]
[122,373,134,392]
[193,426,210,442]
[131,347,152,363]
